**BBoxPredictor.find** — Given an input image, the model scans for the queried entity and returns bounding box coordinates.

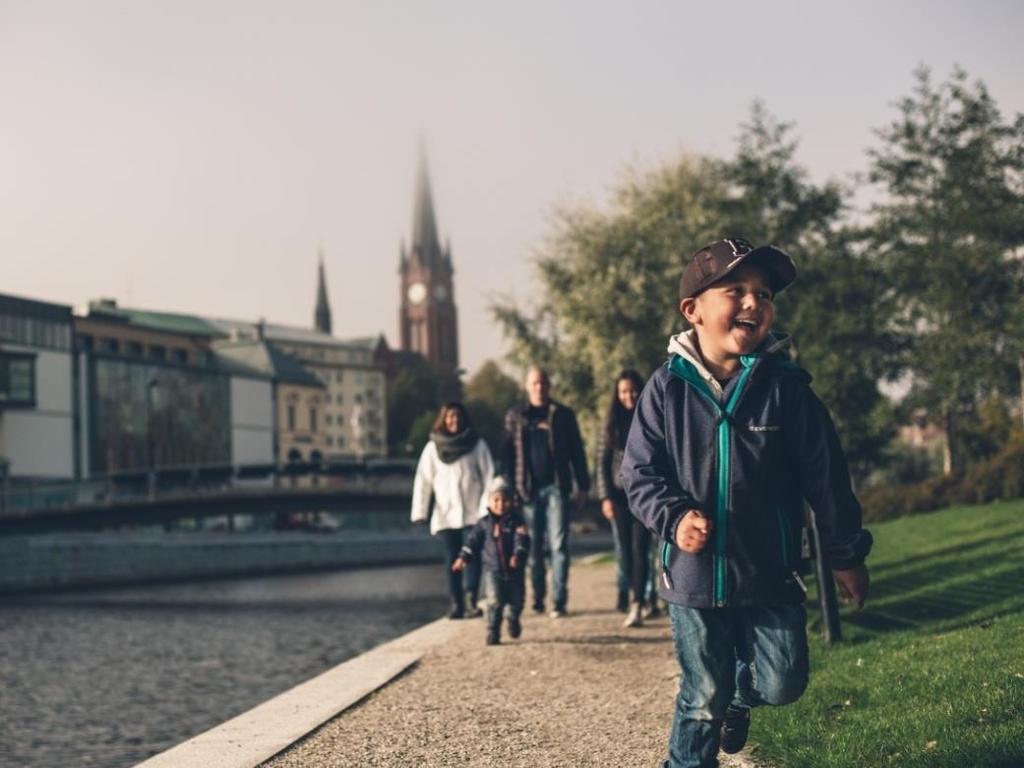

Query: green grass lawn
[751,500,1024,768]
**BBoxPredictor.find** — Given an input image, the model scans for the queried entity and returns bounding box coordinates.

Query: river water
[0,564,448,768]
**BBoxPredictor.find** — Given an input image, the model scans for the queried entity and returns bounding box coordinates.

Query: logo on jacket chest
[746,424,780,432]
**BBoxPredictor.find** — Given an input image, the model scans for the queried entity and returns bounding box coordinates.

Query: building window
[102,337,120,354]
[337,393,343,404]
[326,436,333,447]
[126,341,143,357]
[287,404,296,431]
[76,334,94,352]
[335,371,343,382]
[172,348,188,364]
[309,407,317,432]
[149,345,166,361]
[0,353,36,407]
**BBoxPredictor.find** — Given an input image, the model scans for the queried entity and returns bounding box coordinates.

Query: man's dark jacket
[502,400,590,502]
[460,510,531,579]
[621,332,872,609]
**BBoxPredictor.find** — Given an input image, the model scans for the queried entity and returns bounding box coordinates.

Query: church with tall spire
[398,149,459,376]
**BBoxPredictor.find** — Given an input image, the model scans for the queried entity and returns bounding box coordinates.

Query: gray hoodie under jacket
[621,330,872,609]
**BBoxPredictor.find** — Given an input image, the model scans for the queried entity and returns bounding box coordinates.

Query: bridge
[0,460,417,536]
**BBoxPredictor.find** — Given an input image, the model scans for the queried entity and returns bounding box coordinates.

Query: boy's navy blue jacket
[459,510,531,579]
[621,331,872,609]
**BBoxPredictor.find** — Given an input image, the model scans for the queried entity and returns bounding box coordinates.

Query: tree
[866,67,1024,474]
[716,105,901,483]
[492,153,728,445]
[463,360,521,464]
[492,104,898,479]
[386,356,441,456]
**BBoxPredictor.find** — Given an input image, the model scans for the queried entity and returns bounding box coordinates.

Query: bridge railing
[0,459,417,518]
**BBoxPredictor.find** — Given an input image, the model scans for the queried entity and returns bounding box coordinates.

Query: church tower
[314,249,332,335]
[398,150,459,375]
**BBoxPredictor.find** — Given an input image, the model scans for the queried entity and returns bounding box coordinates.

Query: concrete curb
[134,616,463,768]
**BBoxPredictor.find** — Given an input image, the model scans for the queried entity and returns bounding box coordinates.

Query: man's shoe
[616,589,629,613]
[645,598,662,619]
[548,607,567,619]
[465,599,483,619]
[720,705,751,754]
[624,601,643,628]
[486,630,500,646]
[531,601,545,615]
[507,616,522,639]
[447,603,464,620]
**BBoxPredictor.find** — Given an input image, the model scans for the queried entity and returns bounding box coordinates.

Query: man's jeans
[522,483,569,610]
[665,603,809,768]
[480,569,525,635]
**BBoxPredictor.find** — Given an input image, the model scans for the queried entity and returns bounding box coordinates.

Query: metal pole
[806,504,842,643]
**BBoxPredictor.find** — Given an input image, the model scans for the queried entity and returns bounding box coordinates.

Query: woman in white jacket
[411,402,495,618]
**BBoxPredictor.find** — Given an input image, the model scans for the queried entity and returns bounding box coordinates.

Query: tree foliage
[866,66,1024,473]
[492,104,899,479]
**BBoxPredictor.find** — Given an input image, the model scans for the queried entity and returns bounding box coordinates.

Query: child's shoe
[720,705,751,754]
[507,616,522,639]
[486,629,500,646]
[623,601,643,628]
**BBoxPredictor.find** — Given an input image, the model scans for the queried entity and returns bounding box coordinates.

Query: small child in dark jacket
[452,477,530,645]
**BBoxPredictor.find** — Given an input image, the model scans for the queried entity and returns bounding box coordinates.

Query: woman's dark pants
[441,527,480,606]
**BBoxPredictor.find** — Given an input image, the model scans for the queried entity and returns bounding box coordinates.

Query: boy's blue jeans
[521,483,569,610]
[666,603,809,768]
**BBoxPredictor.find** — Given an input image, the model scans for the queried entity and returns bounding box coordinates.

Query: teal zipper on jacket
[667,354,756,607]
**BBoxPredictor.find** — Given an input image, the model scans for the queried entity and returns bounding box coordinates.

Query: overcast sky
[3,1,1022,374]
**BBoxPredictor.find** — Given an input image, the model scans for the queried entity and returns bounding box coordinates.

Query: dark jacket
[460,510,531,579]
[621,331,872,609]
[502,400,590,501]
[596,426,627,501]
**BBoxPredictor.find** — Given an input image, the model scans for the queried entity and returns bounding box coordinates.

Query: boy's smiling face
[490,492,512,516]
[680,263,775,377]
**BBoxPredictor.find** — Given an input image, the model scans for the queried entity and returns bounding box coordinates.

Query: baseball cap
[679,237,796,299]
[486,476,513,498]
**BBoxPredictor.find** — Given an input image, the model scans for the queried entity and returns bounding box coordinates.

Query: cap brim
[738,245,796,294]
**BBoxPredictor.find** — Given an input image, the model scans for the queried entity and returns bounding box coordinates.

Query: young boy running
[621,237,872,768]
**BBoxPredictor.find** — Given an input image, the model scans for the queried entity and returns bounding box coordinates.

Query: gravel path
[262,560,770,768]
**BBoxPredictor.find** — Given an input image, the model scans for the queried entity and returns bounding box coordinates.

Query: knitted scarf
[431,428,479,464]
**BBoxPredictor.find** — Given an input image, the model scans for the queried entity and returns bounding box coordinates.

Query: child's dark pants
[481,569,525,636]
[665,603,809,768]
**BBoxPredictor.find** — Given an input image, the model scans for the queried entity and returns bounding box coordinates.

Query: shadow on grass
[834,562,1024,637]
[867,525,1024,578]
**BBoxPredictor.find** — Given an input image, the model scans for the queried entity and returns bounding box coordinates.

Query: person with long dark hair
[411,402,495,619]
[596,369,650,627]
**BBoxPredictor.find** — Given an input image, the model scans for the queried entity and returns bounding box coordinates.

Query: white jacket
[410,438,495,534]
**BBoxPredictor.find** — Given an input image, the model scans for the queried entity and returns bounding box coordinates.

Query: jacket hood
[666,329,796,400]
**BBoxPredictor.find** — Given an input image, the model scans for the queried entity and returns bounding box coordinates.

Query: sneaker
[465,605,483,619]
[645,599,662,619]
[548,607,567,619]
[624,601,643,628]
[720,705,751,754]
[507,616,522,639]
[616,589,629,613]
[531,601,545,615]
[486,630,500,646]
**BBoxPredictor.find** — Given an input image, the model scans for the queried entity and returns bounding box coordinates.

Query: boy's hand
[833,565,869,610]
[600,499,616,521]
[510,555,520,570]
[675,509,712,554]
[451,558,466,573]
